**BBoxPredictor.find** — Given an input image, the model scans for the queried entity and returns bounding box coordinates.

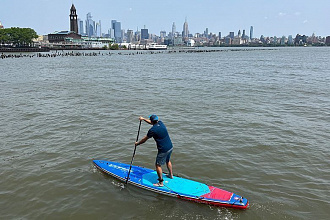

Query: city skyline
[0,0,329,37]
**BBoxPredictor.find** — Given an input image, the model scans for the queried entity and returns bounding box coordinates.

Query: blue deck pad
[94,160,210,197]
[142,171,210,196]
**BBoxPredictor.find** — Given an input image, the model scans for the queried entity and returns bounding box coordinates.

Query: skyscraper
[70,4,78,34]
[127,29,133,43]
[141,28,149,39]
[229,32,234,39]
[86,13,95,37]
[205,28,209,38]
[288,35,293,45]
[112,20,122,43]
[160,31,166,38]
[182,18,189,38]
[96,20,101,37]
[250,26,254,40]
[172,22,176,39]
[78,19,84,35]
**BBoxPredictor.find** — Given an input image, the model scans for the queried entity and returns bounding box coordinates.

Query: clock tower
[70,4,78,34]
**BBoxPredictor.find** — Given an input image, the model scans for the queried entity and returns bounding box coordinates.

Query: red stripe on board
[201,186,233,201]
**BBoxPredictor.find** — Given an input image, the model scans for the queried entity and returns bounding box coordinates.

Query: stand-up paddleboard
[93,160,249,209]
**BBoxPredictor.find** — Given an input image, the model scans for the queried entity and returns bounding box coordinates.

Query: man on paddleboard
[135,114,173,187]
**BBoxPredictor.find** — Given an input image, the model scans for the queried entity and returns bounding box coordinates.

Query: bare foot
[166,174,173,179]
[153,182,164,187]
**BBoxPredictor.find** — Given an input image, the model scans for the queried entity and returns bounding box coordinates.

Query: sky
[1,0,329,37]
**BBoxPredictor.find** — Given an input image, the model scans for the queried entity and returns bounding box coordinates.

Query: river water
[0,47,329,219]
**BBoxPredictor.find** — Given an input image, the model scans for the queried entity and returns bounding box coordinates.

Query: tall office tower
[288,35,293,45]
[108,28,115,38]
[182,18,189,38]
[172,22,176,38]
[111,20,122,43]
[229,32,235,39]
[160,31,166,38]
[121,29,125,42]
[135,28,141,41]
[250,26,253,40]
[78,19,84,35]
[238,30,241,38]
[229,32,234,39]
[70,4,78,33]
[86,13,95,37]
[242,30,246,38]
[96,20,101,37]
[127,29,133,43]
[205,28,209,38]
[141,28,149,39]
[219,32,222,39]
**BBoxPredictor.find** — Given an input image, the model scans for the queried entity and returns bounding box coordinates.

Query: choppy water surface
[1,47,329,219]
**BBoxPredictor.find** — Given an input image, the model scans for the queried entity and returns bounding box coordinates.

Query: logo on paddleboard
[108,164,130,173]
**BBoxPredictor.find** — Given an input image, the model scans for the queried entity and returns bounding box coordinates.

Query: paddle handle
[125,120,142,184]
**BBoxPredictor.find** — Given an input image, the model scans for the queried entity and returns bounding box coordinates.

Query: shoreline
[1,48,279,59]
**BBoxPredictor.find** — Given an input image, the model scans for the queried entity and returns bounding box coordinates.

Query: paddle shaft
[125,120,142,184]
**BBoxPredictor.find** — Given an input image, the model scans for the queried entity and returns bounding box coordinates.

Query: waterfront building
[187,39,195,47]
[86,13,95,37]
[141,28,149,39]
[260,35,265,43]
[294,34,307,45]
[70,4,78,34]
[48,31,81,43]
[326,36,330,45]
[173,36,184,46]
[182,18,189,38]
[250,26,253,40]
[225,37,231,45]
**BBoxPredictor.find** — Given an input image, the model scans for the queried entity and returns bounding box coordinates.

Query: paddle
[125,120,142,184]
